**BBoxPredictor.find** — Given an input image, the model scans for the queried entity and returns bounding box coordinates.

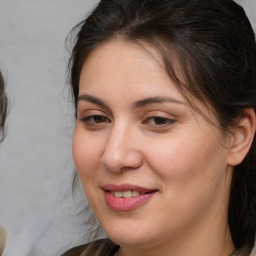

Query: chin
[101,218,163,249]
[109,232,155,248]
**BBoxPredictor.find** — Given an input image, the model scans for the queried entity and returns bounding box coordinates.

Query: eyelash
[143,116,176,127]
[80,115,111,125]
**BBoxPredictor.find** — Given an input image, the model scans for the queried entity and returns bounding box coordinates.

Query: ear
[227,108,256,166]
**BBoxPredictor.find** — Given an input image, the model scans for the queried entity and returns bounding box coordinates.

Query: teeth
[123,190,132,198]
[132,191,139,197]
[113,190,141,198]
[114,191,123,198]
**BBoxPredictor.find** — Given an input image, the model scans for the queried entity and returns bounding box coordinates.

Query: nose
[100,125,143,173]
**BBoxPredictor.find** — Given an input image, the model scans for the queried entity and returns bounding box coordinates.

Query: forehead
[79,39,185,101]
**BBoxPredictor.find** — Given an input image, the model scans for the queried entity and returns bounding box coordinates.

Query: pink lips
[102,184,158,211]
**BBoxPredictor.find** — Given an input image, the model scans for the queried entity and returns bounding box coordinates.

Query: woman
[0,70,8,255]
[63,0,256,255]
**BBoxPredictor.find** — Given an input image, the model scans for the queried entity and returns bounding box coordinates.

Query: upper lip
[101,184,158,193]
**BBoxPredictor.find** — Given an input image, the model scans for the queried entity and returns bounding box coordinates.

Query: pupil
[95,115,105,123]
[154,117,166,125]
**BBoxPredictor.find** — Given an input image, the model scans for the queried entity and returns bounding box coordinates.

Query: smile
[111,190,142,198]
[102,184,158,211]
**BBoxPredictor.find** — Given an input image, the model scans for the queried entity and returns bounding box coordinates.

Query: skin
[73,39,255,256]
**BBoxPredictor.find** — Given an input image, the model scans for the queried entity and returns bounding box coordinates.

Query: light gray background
[0,0,99,232]
[0,0,255,234]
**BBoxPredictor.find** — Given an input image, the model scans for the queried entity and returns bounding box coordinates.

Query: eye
[143,116,176,127]
[80,115,111,125]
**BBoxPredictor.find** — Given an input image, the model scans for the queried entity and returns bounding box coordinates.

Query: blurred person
[0,70,8,255]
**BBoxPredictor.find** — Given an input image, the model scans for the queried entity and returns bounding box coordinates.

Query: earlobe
[227,108,256,166]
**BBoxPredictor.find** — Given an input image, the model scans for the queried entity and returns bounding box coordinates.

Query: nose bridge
[101,121,142,172]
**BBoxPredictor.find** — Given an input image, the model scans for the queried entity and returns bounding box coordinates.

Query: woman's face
[73,39,233,252]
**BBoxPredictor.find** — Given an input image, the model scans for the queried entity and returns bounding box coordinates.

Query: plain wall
[0,0,99,232]
[0,0,255,233]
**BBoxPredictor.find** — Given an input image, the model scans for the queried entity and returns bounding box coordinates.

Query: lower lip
[104,191,156,211]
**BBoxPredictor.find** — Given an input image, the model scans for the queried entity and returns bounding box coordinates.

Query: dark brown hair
[67,0,256,254]
[0,71,8,141]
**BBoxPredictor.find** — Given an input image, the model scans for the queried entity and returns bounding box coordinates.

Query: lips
[102,184,158,211]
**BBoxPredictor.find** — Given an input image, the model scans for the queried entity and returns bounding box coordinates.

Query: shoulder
[62,239,119,256]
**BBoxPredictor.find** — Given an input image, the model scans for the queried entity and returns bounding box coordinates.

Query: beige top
[0,225,7,256]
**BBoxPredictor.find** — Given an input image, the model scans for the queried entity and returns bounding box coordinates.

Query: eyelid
[142,112,177,129]
[77,108,110,119]
[143,111,177,120]
[77,109,112,126]
[143,116,175,125]
[80,115,111,125]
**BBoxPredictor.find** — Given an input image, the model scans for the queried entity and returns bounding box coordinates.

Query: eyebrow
[78,94,110,109]
[133,96,185,108]
[77,94,185,109]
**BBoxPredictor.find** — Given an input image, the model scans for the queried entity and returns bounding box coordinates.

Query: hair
[67,0,256,254]
[0,70,8,141]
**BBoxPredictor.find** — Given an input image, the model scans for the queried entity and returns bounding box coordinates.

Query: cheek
[72,127,104,207]
[145,131,228,189]
[72,126,102,179]
[145,133,230,223]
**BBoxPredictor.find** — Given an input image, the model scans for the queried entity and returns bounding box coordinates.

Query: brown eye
[93,115,108,123]
[152,117,171,125]
[143,116,175,126]
[81,115,111,124]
